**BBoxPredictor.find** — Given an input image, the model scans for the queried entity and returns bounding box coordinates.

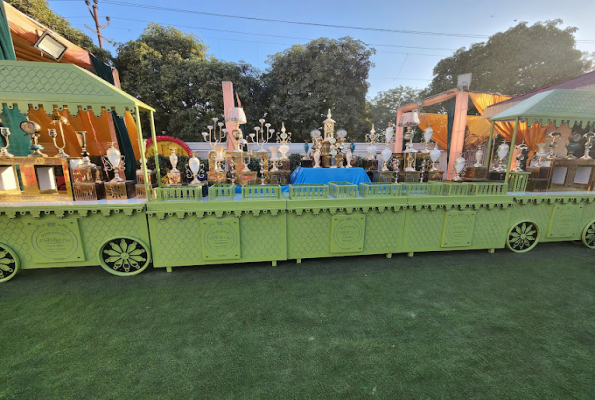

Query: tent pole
[134,107,150,199]
[504,117,519,186]
[485,121,495,168]
[148,110,161,187]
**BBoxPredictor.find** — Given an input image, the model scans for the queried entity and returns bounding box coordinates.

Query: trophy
[49,114,70,158]
[453,154,466,182]
[269,145,280,171]
[429,143,441,171]
[473,147,484,167]
[186,152,204,185]
[581,130,595,160]
[392,157,400,183]
[421,124,433,153]
[365,124,378,161]
[72,131,105,200]
[514,142,529,172]
[0,127,14,158]
[534,143,548,167]
[494,142,510,172]
[167,147,181,185]
[277,122,291,161]
[546,131,561,160]
[103,142,125,182]
[20,120,47,157]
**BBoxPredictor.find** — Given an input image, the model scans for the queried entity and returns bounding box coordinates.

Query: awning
[489,89,595,128]
[0,60,154,117]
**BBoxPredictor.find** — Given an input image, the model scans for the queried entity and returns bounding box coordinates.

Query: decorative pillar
[394,108,403,153]
[222,81,237,152]
[446,91,469,180]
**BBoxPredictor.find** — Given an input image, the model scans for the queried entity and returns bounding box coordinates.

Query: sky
[48,0,595,99]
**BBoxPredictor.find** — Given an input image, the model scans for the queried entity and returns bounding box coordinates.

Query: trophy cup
[546,131,561,160]
[49,115,70,158]
[494,142,510,172]
[278,122,291,161]
[167,147,181,185]
[187,152,204,185]
[381,147,392,171]
[103,142,136,199]
[104,142,125,182]
[534,143,548,167]
[514,142,529,171]
[20,121,47,157]
[473,147,484,167]
[453,154,466,182]
[581,131,595,160]
[421,124,433,153]
[269,145,280,172]
[429,143,441,172]
[72,131,105,200]
[0,127,14,158]
[393,157,400,183]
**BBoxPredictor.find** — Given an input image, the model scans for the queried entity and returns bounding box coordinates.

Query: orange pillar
[394,108,403,153]
[446,92,469,180]
[222,81,237,152]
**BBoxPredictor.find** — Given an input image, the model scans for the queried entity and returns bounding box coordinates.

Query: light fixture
[34,30,68,62]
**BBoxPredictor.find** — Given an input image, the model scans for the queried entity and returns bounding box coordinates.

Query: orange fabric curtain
[123,110,141,160]
[469,93,548,151]
[418,113,492,150]
[28,107,115,158]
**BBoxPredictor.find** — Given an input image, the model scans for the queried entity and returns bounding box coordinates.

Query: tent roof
[0,60,154,116]
[489,89,595,127]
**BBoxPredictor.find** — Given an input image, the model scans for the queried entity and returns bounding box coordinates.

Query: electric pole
[84,0,111,49]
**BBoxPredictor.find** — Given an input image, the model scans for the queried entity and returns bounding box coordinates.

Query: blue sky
[49,0,595,98]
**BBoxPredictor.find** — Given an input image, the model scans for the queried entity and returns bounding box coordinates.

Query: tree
[263,37,375,142]
[116,24,266,142]
[6,0,111,62]
[367,86,422,131]
[425,20,591,98]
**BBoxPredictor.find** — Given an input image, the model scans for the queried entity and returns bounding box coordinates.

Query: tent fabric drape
[419,113,492,151]
[446,97,456,165]
[123,110,141,161]
[90,54,115,85]
[112,112,136,180]
[0,0,16,60]
[0,106,29,156]
[470,92,549,150]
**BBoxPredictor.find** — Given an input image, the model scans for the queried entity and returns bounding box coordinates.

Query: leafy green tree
[425,20,591,98]
[263,37,375,142]
[367,86,421,131]
[6,0,112,62]
[116,24,266,142]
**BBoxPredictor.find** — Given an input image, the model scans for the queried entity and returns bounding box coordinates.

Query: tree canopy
[425,20,591,98]
[116,24,265,141]
[263,37,375,142]
[367,86,422,131]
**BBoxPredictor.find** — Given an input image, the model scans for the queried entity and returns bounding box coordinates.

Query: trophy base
[427,171,444,181]
[73,182,106,201]
[135,184,153,199]
[235,171,258,186]
[464,166,488,180]
[207,171,227,186]
[105,181,136,200]
[378,170,395,183]
[300,159,313,168]
[398,171,422,183]
[364,159,378,171]
[266,170,290,185]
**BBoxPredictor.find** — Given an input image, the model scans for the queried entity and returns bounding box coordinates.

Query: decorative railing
[359,182,403,197]
[328,181,358,198]
[153,186,202,201]
[242,185,282,200]
[508,171,530,193]
[208,184,235,201]
[288,184,329,200]
[469,182,506,196]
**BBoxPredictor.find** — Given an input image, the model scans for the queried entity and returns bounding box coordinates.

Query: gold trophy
[49,114,70,158]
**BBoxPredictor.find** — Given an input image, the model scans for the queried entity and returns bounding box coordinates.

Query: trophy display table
[290,167,371,185]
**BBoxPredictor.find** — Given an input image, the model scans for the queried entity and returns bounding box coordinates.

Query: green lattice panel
[200,219,241,261]
[27,219,85,263]
[0,211,149,270]
[581,201,595,229]
[240,212,287,262]
[148,215,203,268]
[441,211,476,248]
[546,203,584,239]
[362,209,406,254]
[287,211,331,259]
[469,207,511,250]
[510,202,553,241]
[403,209,446,252]
[330,215,365,253]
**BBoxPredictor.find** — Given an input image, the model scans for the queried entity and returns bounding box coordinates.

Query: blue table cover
[290,167,371,185]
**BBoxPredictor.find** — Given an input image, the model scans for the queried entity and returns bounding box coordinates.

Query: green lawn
[1,242,594,399]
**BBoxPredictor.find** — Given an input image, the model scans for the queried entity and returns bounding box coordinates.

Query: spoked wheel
[98,237,151,276]
[582,220,595,249]
[0,243,20,283]
[506,221,539,253]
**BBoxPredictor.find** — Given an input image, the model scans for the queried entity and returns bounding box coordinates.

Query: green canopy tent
[0,60,159,192]
[487,89,595,184]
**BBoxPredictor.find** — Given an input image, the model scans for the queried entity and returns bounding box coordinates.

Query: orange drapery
[27,107,141,160]
[418,113,492,150]
[469,93,549,151]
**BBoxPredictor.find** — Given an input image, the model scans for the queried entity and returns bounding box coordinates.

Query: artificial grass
[1,242,594,399]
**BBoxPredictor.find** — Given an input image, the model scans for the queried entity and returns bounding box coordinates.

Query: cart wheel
[506,221,539,253]
[98,237,151,276]
[0,243,20,283]
[582,220,595,249]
